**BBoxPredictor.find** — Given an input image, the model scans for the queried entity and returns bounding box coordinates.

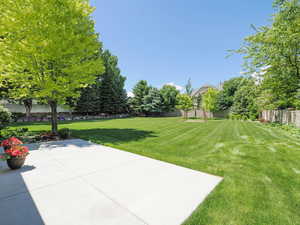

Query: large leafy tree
[216,77,246,111]
[0,0,103,133]
[160,85,180,112]
[238,0,300,109]
[231,79,259,120]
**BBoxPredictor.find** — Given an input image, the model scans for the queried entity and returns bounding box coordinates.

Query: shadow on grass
[72,128,156,145]
[10,118,117,127]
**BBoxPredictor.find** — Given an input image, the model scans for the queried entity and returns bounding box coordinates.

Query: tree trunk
[23,99,32,119]
[49,100,58,134]
[203,110,207,121]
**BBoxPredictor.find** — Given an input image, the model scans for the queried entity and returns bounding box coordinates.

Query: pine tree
[132,80,150,113]
[74,50,127,114]
[142,87,163,115]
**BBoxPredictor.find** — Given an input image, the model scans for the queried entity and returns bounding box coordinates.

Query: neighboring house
[0,99,71,114]
[191,85,216,98]
[185,83,227,118]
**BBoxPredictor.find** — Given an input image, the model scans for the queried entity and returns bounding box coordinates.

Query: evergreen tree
[98,50,127,114]
[132,80,150,113]
[185,78,193,96]
[74,50,127,114]
[142,87,163,115]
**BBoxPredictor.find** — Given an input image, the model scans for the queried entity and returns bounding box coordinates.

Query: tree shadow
[0,164,45,225]
[72,128,156,145]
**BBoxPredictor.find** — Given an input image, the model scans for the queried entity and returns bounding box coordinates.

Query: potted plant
[0,137,29,170]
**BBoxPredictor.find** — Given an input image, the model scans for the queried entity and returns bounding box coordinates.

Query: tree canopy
[130,81,180,115]
[176,94,193,118]
[238,0,300,110]
[131,80,150,114]
[0,0,103,133]
[73,50,127,114]
[230,79,259,120]
[202,88,219,113]
[142,87,163,114]
[160,85,180,112]
[216,77,247,111]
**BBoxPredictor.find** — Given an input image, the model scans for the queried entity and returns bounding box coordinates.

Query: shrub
[58,128,71,139]
[229,114,241,120]
[0,127,29,141]
[262,122,300,137]
[0,105,11,129]
[11,112,25,122]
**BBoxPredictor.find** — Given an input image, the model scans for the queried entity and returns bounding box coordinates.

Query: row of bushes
[229,114,257,121]
[0,127,72,143]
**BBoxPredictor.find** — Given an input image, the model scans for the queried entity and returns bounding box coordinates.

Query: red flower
[4,146,29,158]
[1,137,23,147]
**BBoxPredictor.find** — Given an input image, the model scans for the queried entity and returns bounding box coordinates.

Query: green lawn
[12,117,300,225]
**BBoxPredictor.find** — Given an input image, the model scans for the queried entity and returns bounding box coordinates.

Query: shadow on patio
[0,164,45,225]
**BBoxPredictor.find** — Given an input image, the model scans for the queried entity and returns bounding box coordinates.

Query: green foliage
[202,88,219,112]
[131,80,150,113]
[176,94,193,118]
[130,82,179,115]
[268,122,300,137]
[73,50,127,114]
[142,88,163,114]
[58,128,71,139]
[98,50,127,114]
[0,127,29,141]
[229,114,249,121]
[230,79,259,120]
[194,94,202,110]
[216,77,245,111]
[238,0,300,110]
[160,85,180,112]
[0,0,104,132]
[0,105,11,129]
[185,78,193,96]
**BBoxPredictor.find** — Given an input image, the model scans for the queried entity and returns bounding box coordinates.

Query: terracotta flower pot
[7,157,25,170]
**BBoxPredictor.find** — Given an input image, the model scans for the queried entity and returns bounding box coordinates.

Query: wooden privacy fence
[162,109,229,119]
[261,110,300,128]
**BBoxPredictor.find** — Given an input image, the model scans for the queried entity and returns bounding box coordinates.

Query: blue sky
[91,0,274,92]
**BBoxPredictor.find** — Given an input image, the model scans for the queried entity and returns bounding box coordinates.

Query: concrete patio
[0,139,222,225]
